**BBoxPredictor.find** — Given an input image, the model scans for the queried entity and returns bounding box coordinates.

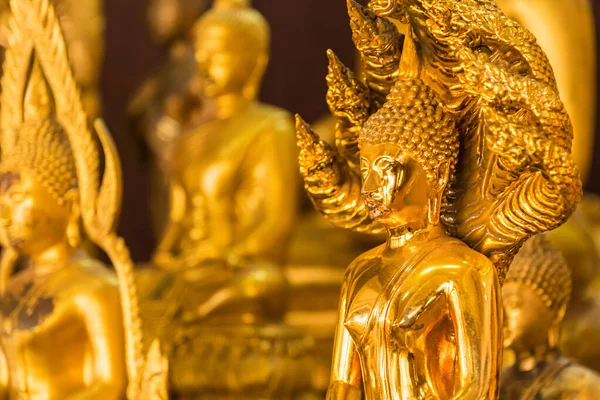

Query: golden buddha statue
[502,235,600,399]
[0,0,166,398]
[137,0,314,396]
[129,0,209,237]
[296,0,581,397]
[152,0,297,310]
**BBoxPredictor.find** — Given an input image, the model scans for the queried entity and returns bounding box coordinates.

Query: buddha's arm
[447,267,501,400]
[153,180,195,266]
[0,345,7,400]
[229,119,298,259]
[326,281,363,400]
[69,285,126,400]
[398,262,501,399]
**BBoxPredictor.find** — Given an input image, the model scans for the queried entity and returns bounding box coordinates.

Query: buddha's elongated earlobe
[65,189,81,248]
[428,161,449,226]
[242,53,268,101]
[548,303,567,349]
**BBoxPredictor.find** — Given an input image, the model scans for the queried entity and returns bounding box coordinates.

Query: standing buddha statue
[502,235,600,399]
[296,0,581,398]
[137,0,313,397]
[0,0,166,398]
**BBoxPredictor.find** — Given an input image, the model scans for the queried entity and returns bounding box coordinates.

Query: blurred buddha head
[192,0,269,100]
[358,78,457,231]
[0,64,80,257]
[147,0,208,44]
[503,235,571,355]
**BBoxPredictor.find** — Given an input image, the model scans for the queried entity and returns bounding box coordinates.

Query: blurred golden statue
[502,235,600,399]
[137,0,315,397]
[129,0,209,237]
[296,0,581,397]
[0,0,166,398]
[0,0,104,119]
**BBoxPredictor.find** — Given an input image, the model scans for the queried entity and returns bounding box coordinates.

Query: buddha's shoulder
[344,244,387,281]
[424,239,495,276]
[252,103,294,131]
[57,257,119,296]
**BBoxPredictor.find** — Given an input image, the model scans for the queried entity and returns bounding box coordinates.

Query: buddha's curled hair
[506,234,571,313]
[359,77,458,202]
[2,118,77,205]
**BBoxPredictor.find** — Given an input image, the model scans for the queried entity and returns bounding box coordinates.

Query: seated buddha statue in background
[137,0,314,397]
[129,0,209,237]
[502,235,600,399]
[151,0,297,322]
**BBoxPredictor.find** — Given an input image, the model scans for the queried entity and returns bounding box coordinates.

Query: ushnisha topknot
[506,234,572,313]
[193,0,269,52]
[359,77,458,184]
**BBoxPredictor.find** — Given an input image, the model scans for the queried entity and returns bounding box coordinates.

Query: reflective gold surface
[296,0,581,398]
[495,0,596,183]
[0,0,166,398]
[502,235,600,399]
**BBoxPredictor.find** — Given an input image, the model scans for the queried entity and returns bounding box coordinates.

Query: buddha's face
[194,26,264,98]
[0,169,72,256]
[360,143,429,228]
[502,282,555,352]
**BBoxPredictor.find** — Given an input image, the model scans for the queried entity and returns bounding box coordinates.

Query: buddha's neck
[29,239,76,276]
[386,223,441,249]
[214,94,252,119]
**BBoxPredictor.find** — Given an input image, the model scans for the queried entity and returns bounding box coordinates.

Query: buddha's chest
[175,127,259,201]
[343,262,453,351]
[0,278,73,340]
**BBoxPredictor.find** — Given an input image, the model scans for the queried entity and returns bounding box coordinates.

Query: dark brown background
[101,0,600,261]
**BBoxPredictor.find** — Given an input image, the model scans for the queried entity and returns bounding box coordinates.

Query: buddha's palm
[297,0,581,282]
